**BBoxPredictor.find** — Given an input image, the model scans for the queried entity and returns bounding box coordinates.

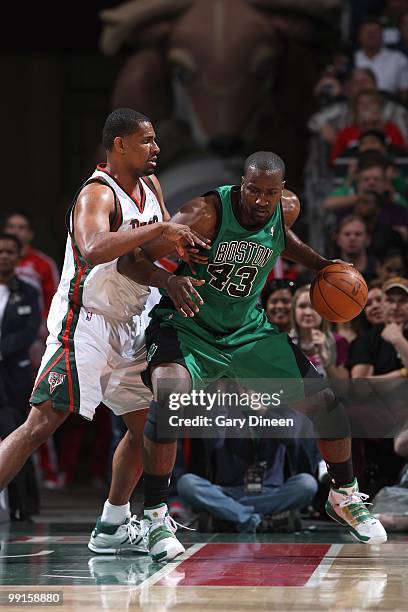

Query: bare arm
[323,193,359,212]
[73,183,207,265]
[281,190,300,228]
[281,228,330,270]
[117,194,218,317]
[352,364,405,379]
[117,194,219,284]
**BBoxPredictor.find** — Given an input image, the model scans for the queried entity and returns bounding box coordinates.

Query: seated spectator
[333,129,408,186]
[308,68,408,145]
[381,0,408,46]
[0,233,41,519]
[358,280,385,331]
[330,90,405,164]
[349,276,408,379]
[376,248,407,283]
[354,191,407,256]
[355,19,408,102]
[323,153,408,226]
[261,279,297,334]
[334,215,378,283]
[290,285,349,379]
[177,401,318,533]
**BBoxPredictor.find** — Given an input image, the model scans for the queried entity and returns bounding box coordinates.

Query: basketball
[310,263,368,323]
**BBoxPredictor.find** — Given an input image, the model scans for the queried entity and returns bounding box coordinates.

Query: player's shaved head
[102,108,152,150]
[243,151,285,177]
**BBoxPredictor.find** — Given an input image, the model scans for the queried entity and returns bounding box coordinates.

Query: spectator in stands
[355,19,408,101]
[3,213,59,322]
[261,279,297,334]
[177,406,318,533]
[324,153,408,222]
[308,68,408,144]
[334,215,378,282]
[290,285,349,379]
[3,213,61,488]
[0,233,41,519]
[376,248,408,283]
[349,277,408,379]
[360,281,385,331]
[330,90,405,164]
[354,191,407,256]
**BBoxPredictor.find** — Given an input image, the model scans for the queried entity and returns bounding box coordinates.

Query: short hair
[244,151,285,177]
[3,211,33,230]
[378,247,405,265]
[337,214,367,233]
[351,67,377,85]
[102,108,152,150]
[359,129,387,145]
[261,279,297,309]
[0,232,22,253]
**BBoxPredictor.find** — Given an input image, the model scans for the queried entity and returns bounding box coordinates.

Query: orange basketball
[310,263,368,323]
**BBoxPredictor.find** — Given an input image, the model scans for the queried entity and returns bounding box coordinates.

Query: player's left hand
[166,274,205,318]
[181,247,209,274]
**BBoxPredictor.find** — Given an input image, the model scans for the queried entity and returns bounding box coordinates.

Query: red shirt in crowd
[330,123,405,163]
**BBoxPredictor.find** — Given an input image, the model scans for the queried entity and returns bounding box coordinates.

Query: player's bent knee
[144,399,179,444]
[307,390,351,439]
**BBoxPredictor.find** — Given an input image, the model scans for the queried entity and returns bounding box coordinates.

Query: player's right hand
[166,275,205,318]
[161,222,211,257]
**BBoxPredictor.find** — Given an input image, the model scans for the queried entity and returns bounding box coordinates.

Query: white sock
[101,500,130,525]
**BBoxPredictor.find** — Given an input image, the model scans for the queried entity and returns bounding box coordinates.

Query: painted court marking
[0,550,54,559]
[158,543,334,587]
[139,543,206,589]
[306,544,342,587]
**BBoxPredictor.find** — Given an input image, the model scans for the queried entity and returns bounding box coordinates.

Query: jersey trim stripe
[96,164,146,214]
[30,348,65,398]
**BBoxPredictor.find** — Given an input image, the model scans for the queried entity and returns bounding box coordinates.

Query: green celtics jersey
[175,185,286,333]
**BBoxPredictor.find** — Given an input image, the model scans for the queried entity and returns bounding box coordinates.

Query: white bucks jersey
[56,165,163,321]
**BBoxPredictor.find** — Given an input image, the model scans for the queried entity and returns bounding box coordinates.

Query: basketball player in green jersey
[118,151,387,562]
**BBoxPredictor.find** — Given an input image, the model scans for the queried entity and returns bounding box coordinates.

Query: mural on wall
[100,0,341,209]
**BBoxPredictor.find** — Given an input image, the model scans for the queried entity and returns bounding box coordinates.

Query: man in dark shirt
[349,276,408,377]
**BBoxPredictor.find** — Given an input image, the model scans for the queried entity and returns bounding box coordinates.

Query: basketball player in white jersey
[0,108,208,554]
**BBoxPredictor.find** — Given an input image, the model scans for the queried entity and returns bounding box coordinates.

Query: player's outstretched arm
[73,184,209,265]
[281,229,331,270]
[117,194,218,316]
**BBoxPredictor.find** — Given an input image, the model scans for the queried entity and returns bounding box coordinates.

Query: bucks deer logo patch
[48,371,65,394]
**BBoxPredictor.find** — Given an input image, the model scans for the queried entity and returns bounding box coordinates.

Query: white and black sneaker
[88,515,148,554]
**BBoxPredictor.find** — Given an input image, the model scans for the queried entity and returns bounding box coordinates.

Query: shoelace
[140,514,195,538]
[338,492,374,523]
[124,515,143,542]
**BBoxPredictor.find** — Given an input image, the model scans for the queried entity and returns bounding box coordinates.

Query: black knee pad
[308,390,351,440]
[144,400,179,444]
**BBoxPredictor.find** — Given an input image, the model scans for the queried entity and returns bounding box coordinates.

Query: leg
[140,363,191,562]
[238,474,318,515]
[108,408,147,506]
[177,474,260,532]
[0,401,68,490]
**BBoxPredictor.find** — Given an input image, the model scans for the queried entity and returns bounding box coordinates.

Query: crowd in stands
[0,1,407,533]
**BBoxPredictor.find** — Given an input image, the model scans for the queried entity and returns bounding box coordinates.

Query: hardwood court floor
[0,521,406,611]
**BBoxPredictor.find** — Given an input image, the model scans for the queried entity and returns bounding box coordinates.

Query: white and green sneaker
[88,515,148,554]
[326,479,387,544]
[140,503,185,563]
